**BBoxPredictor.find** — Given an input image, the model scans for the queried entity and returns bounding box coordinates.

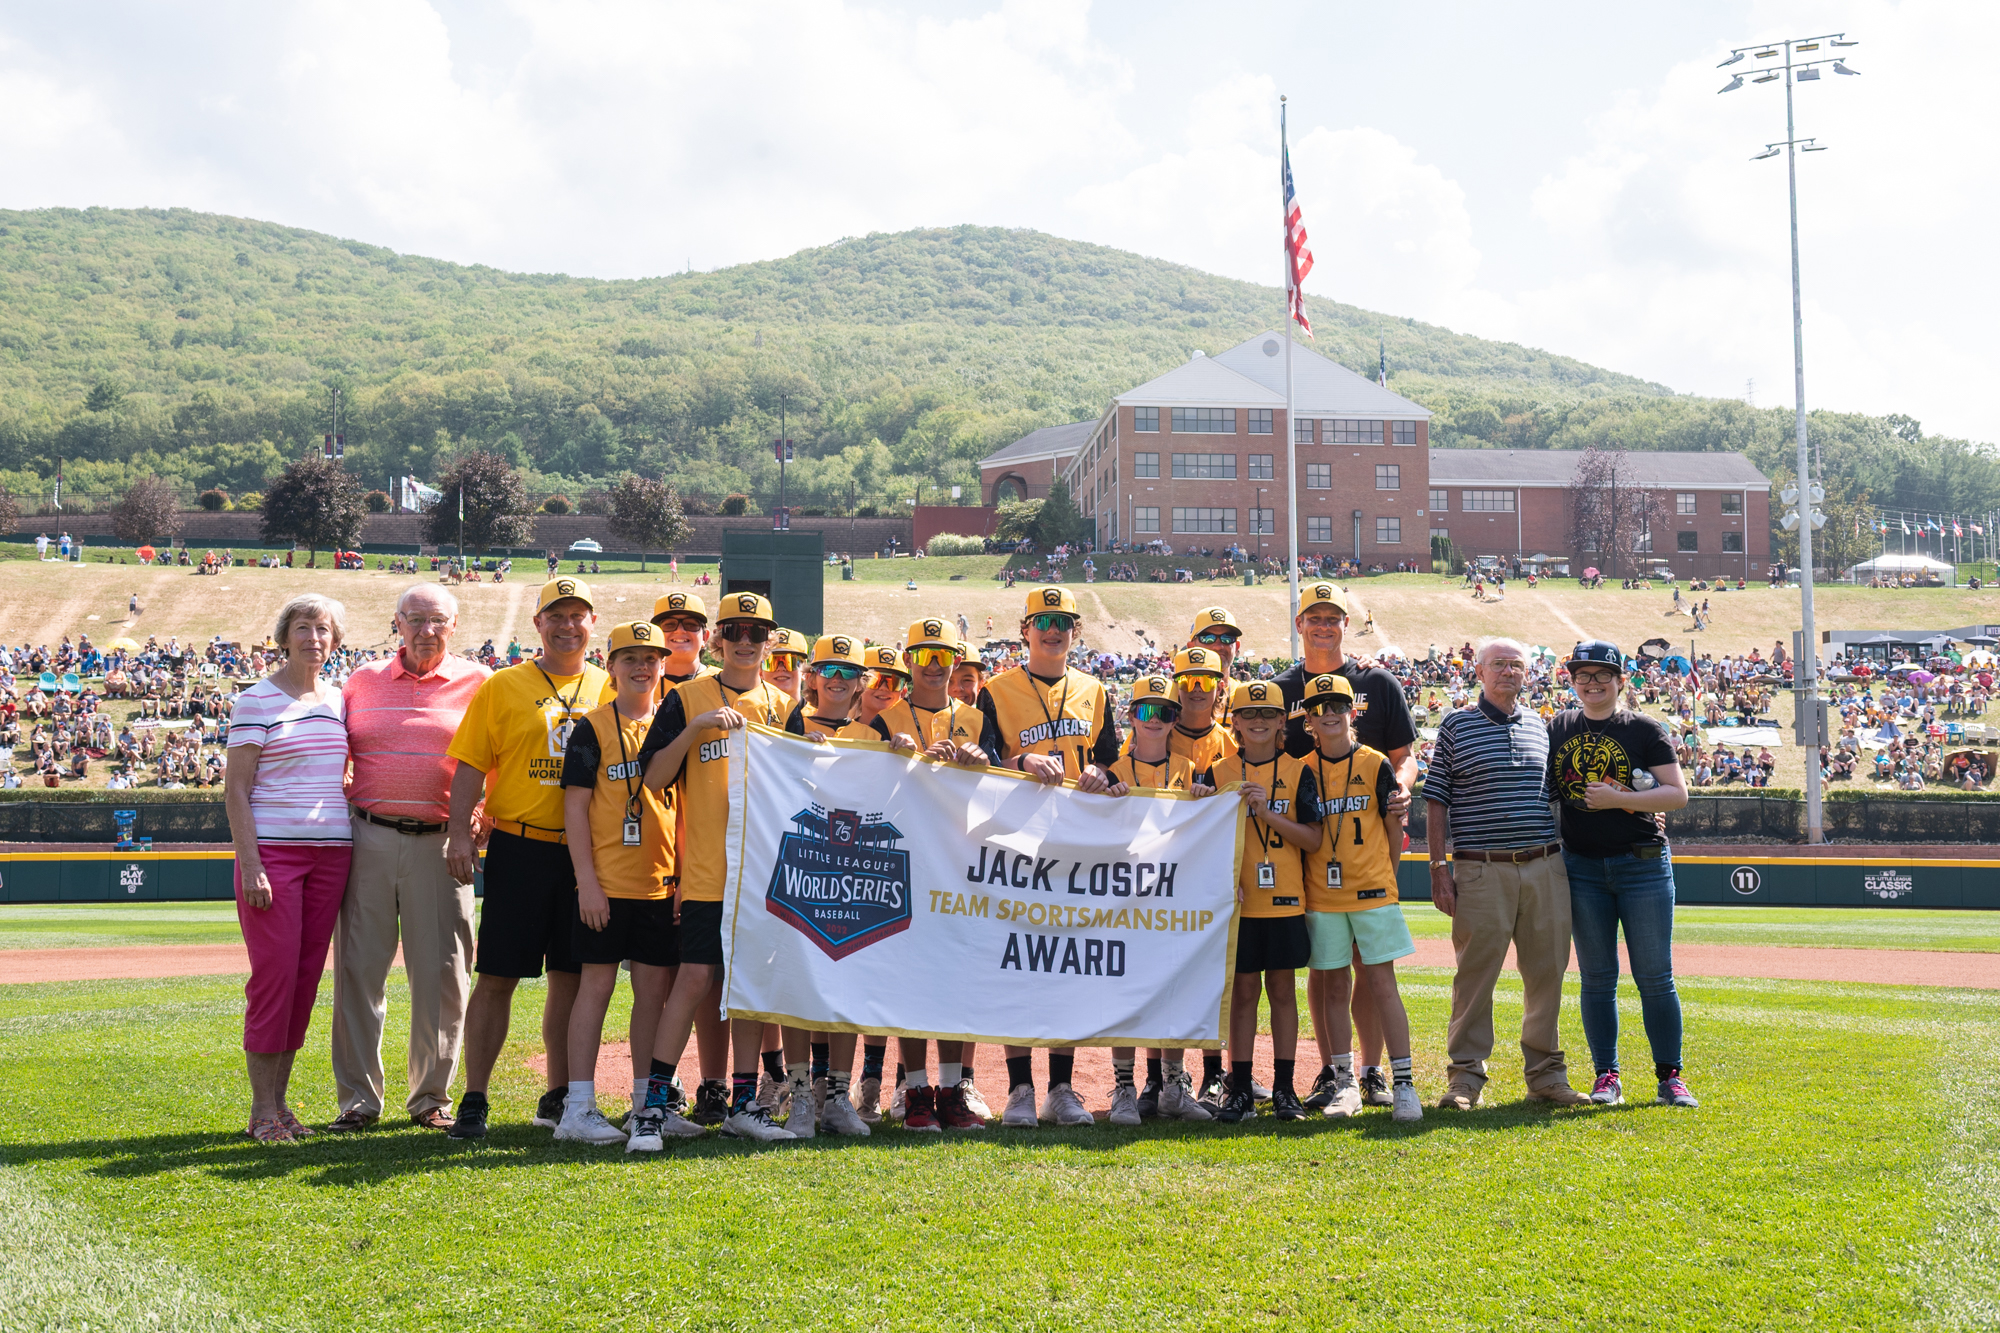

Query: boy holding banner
[1167,646,1236,772]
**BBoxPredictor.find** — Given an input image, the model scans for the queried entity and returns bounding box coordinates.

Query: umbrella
[1963,650,1997,666]
[1658,654,1693,675]
[1909,670,1937,683]
[105,637,140,652]
[136,544,155,563]
[1529,646,1557,660]
[1637,637,1673,658]
[1583,567,1601,579]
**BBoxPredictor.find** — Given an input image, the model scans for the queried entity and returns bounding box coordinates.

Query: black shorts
[475,830,579,978]
[1235,914,1311,974]
[677,898,725,969]
[571,895,679,969]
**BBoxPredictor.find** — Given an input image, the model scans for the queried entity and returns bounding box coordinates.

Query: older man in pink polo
[326,584,492,1132]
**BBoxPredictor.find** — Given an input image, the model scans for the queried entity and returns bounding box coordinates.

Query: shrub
[542,494,572,515]
[197,489,230,512]
[363,490,392,514]
[720,493,752,516]
[578,489,610,517]
[926,533,986,557]
[235,491,263,512]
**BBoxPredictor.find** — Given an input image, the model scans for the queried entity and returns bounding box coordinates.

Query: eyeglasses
[1306,700,1354,715]
[1571,670,1619,685]
[717,623,771,644]
[767,653,804,670]
[656,616,706,634]
[1174,674,1219,693]
[399,615,453,631]
[909,647,959,669]
[864,670,908,691]
[1193,630,1238,646]
[1030,613,1078,632]
[816,663,862,680]
[1130,700,1180,724]
[1234,707,1285,721]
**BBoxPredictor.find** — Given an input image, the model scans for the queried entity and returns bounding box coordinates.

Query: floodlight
[1781,511,1800,532]
[1719,75,1745,93]
[1809,484,1825,504]
[1752,146,1782,160]
[1754,71,1781,83]
[1795,41,1820,51]
[1796,66,1821,81]
[1833,60,1860,75]
[1802,143,1828,152]
[1810,509,1826,530]
[1718,51,1745,67]
[1755,48,1779,57]
[1831,38,1858,46]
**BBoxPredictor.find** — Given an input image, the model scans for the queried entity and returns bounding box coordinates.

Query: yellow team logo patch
[924,619,943,638]
[737,594,760,614]
[1208,609,1229,624]
[632,624,653,641]
[1313,583,1333,601]
[1187,648,1211,667]
[1042,589,1063,607]
[557,579,577,597]
[832,636,853,655]
[668,593,687,611]
[1248,683,1270,703]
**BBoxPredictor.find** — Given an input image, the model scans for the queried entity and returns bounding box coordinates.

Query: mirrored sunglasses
[863,670,908,691]
[767,653,805,669]
[1174,674,1219,693]
[1030,613,1077,632]
[1194,630,1239,645]
[816,663,862,680]
[909,647,959,669]
[1130,700,1180,724]
[1234,707,1285,721]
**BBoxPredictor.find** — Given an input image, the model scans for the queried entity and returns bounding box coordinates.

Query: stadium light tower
[1717,30,1860,845]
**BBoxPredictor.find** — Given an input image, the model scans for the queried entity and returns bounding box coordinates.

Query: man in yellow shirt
[444,577,615,1139]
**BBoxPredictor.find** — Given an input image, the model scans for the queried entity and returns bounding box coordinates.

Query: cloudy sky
[3,0,1993,440]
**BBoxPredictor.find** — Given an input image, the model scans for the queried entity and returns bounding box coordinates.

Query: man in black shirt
[1546,639,1697,1111]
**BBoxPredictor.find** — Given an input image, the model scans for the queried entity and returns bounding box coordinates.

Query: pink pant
[236,842,352,1054]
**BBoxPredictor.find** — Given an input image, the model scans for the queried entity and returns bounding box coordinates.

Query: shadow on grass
[0,1097,1600,1184]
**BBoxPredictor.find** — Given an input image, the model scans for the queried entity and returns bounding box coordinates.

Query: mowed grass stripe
[0,973,1962,1332]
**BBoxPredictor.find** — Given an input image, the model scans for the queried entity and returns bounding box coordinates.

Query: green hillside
[0,206,1990,518]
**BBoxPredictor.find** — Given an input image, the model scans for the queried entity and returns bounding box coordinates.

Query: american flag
[1282,119,1315,339]
[1954,519,1963,537]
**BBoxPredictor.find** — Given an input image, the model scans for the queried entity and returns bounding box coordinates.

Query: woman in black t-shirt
[1547,640,1698,1111]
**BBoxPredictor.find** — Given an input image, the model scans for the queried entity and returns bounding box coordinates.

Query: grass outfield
[1,970,1995,1331]
[6,902,2000,954]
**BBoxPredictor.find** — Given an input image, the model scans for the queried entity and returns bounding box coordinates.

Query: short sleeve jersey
[1546,708,1679,856]
[785,709,889,742]
[875,697,982,750]
[1107,751,1198,792]
[1168,719,1236,772]
[1302,743,1401,911]
[560,702,675,899]
[636,673,793,903]
[446,660,615,833]
[977,667,1121,777]
[1276,659,1418,761]
[1204,753,1321,918]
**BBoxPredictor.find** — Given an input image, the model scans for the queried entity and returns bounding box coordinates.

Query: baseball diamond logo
[737,594,759,614]
[1730,866,1761,896]
[1208,609,1229,623]
[1186,648,1211,667]
[1313,583,1334,600]
[924,619,944,637]
[556,579,577,597]
[767,805,913,960]
[630,623,653,641]
[1042,589,1063,606]
[831,635,853,655]
[1247,683,1270,702]
[667,593,688,610]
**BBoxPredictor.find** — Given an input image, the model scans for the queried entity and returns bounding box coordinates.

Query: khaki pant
[330,816,474,1119]
[1445,853,1573,1093]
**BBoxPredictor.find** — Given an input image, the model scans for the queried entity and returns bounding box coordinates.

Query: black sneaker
[1359,1068,1394,1107]
[531,1086,565,1128]
[1196,1073,1229,1117]
[1303,1066,1338,1110]
[691,1080,729,1126]
[1271,1088,1306,1121]
[1136,1079,1162,1119]
[664,1075,690,1116]
[1217,1087,1258,1123]
[447,1091,488,1140]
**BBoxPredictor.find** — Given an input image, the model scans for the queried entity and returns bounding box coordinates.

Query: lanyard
[610,700,640,822]
[534,661,587,728]
[1129,754,1172,789]
[1313,744,1359,875]
[720,679,780,726]
[1245,754,1281,861]
[1027,670,1082,775]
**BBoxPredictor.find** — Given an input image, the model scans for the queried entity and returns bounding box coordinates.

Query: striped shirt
[343,651,491,823]
[227,677,351,845]
[1423,697,1558,851]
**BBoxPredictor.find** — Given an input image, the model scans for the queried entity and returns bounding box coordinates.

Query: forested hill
[0,206,1990,519]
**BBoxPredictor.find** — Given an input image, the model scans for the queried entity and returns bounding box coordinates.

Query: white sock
[631,1078,647,1108]
[1332,1053,1353,1074]
[1361,1064,1382,1077]
[566,1079,593,1107]
[906,1068,929,1088]
[1164,1058,1184,1077]
[939,1062,962,1086]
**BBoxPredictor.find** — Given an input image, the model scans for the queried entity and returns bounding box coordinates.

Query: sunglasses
[1174,674,1219,693]
[655,616,706,634]
[1130,700,1180,724]
[1234,707,1285,722]
[1307,701,1354,718]
[767,653,804,670]
[1194,630,1239,646]
[1030,613,1078,632]
[864,670,908,691]
[717,623,771,644]
[908,647,959,669]
[816,663,863,681]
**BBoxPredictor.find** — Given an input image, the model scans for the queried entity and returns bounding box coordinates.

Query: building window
[1430,527,1450,544]
[1375,464,1400,490]
[1295,418,1315,444]
[1249,508,1274,534]
[1330,419,1384,444]
[1307,464,1331,489]
[1133,452,1159,478]
[1722,492,1744,515]
[1677,530,1700,552]
[1462,490,1516,512]
[1376,517,1401,545]
[1635,530,1654,553]
[1248,409,1273,435]
[1248,454,1274,480]
[1392,420,1418,445]
[1173,507,1236,534]
[1133,506,1159,533]
[1722,532,1744,552]
[1307,515,1333,543]
[1676,492,1697,515]
[1110,510,1118,541]
[1133,407,1159,433]
[1581,534,1600,552]
[1172,453,1236,480]
[1429,489,1448,512]
[1170,407,1236,435]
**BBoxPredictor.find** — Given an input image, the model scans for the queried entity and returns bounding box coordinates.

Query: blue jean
[1563,848,1683,1076]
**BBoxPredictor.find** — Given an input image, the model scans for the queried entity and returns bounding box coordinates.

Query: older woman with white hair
[225,593,352,1142]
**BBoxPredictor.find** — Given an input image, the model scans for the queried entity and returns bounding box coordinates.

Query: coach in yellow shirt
[443,577,615,1139]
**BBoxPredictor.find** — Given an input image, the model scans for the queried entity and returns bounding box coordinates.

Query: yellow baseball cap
[1129,674,1179,707]
[607,620,666,658]
[1023,585,1079,618]
[652,590,707,624]
[864,645,910,680]
[1229,679,1285,712]
[1172,646,1226,679]
[537,576,594,614]
[1189,606,1241,637]
[1298,582,1349,616]
[906,616,958,651]
[769,627,805,656]
[955,642,986,673]
[812,634,865,668]
[1302,673,1356,709]
[717,591,777,626]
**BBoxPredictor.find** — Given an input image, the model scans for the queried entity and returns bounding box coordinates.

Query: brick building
[979,420,1096,506]
[1428,449,1771,580]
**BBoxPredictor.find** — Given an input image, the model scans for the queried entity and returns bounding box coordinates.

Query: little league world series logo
[766,805,913,960]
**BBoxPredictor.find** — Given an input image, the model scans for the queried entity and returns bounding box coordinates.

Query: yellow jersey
[1206,752,1319,919]
[1169,719,1236,772]
[980,666,1116,778]
[875,697,982,750]
[1302,743,1402,912]
[562,702,675,900]
[447,659,616,835]
[636,673,793,903]
[1107,751,1197,792]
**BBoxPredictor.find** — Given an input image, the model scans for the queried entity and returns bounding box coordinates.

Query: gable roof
[979,418,1096,470]
[1114,353,1284,408]
[1210,332,1432,419]
[1429,449,1771,490]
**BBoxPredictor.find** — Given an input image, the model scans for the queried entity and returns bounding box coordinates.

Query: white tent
[1848,553,1955,584]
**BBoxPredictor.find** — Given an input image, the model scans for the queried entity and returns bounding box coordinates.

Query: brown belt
[353,806,447,836]
[1452,841,1562,864]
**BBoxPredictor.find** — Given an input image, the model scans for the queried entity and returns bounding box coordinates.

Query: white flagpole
[1281,96,1301,660]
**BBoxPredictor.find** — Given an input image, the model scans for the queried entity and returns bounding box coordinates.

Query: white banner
[720,726,1243,1047]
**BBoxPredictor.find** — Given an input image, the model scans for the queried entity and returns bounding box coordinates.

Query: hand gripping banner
[720,726,1243,1047]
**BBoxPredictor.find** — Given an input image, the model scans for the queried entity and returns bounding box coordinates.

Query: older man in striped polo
[326,585,492,1132]
[1424,636,1587,1110]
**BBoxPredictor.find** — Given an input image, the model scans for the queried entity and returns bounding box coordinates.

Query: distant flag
[1975,524,1986,536]
[1280,104,1315,339]
[1955,519,1964,537]
[1901,517,1910,534]
[52,457,62,511]
[1378,338,1387,388]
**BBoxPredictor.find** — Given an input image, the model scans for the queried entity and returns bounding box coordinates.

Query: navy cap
[1567,640,1625,673]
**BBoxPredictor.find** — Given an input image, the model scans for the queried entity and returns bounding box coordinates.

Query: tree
[606,474,692,572]
[426,450,536,554]
[994,498,1044,544]
[1033,477,1086,548]
[84,379,123,414]
[364,489,392,513]
[541,494,572,515]
[0,485,19,538]
[197,488,230,512]
[260,455,366,565]
[110,477,183,544]
[1566,445,1669,579]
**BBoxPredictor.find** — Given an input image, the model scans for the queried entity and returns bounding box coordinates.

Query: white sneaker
[1392,1084,1424,1123]
[958,1078,993,1120]
[1001,1084,1040,1127]
[1040,1083,1094,1126]
[555,1103,628,1146]
[889,1077,907,1121]
[758,1071,790,1119]
[722,1103,797,1143]
[854,1076,883,1124]
[1324,1069,1363,1119]
[1158,1071,1213,1122]
[784,1079,817,1139]
[821,1089,872,1137]
[626,1106,704,1150]
[1107,1084,1142,1127]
